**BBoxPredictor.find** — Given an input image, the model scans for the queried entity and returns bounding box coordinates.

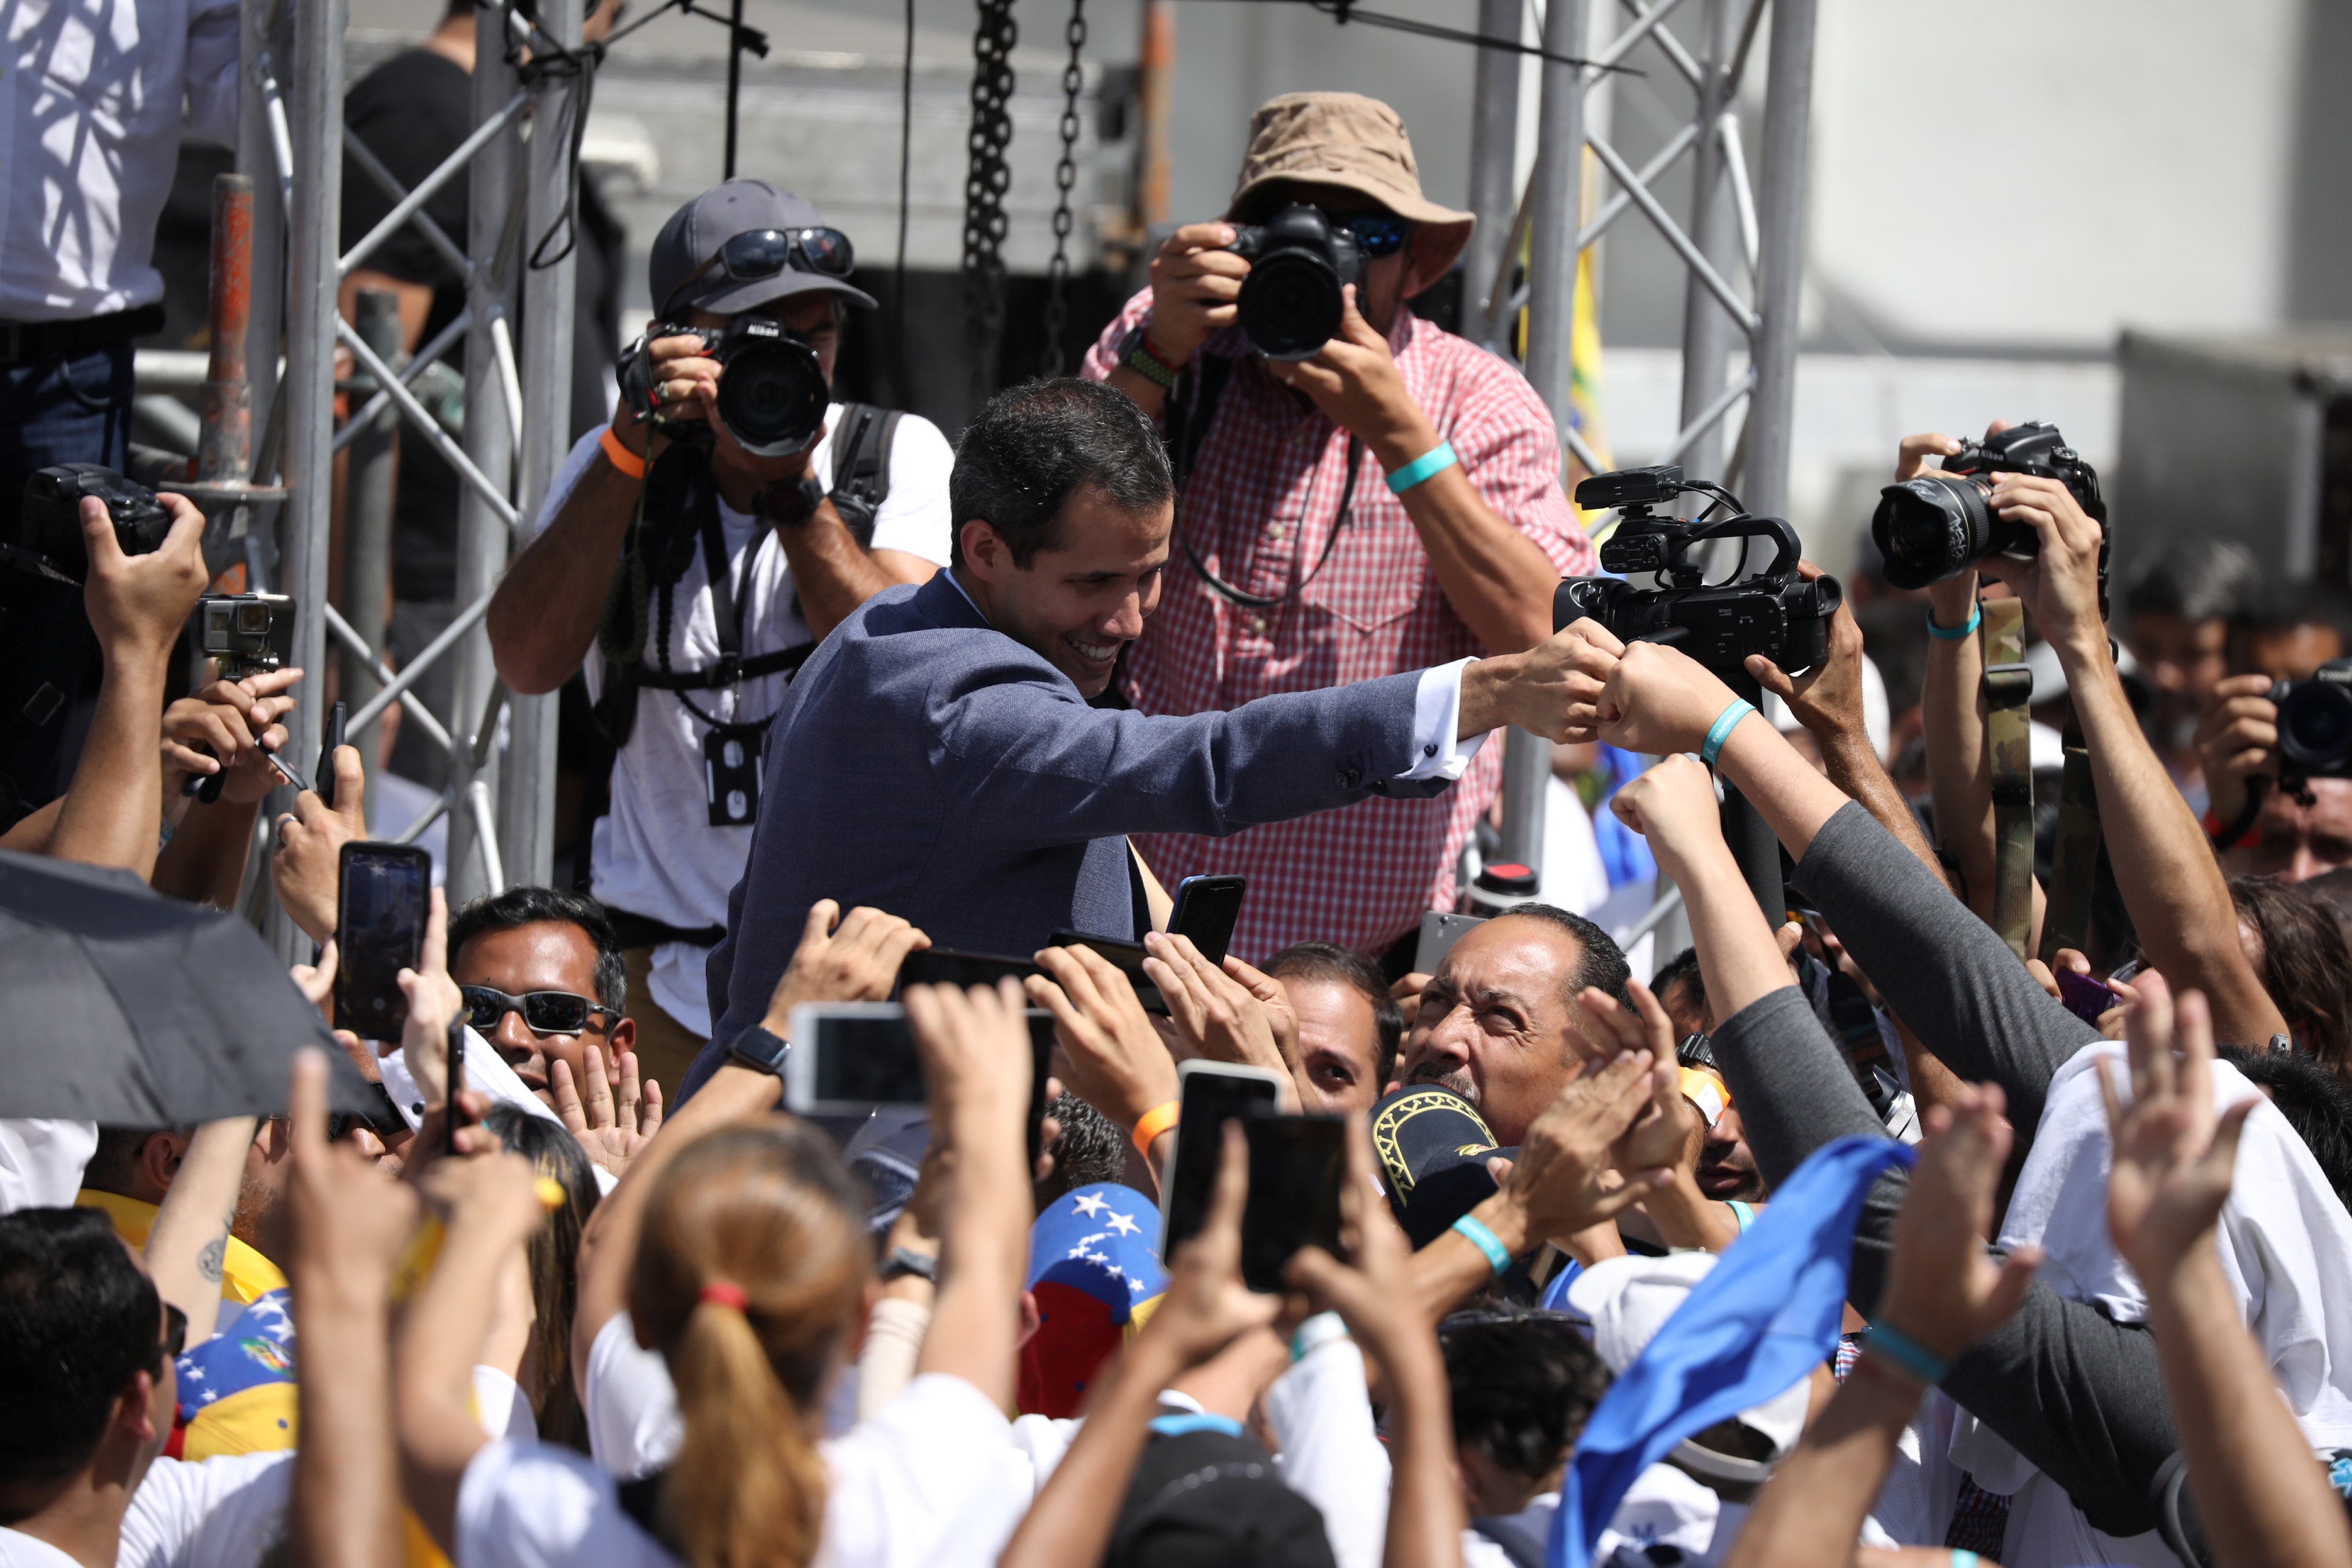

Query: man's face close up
[972,489,1171,698]
[1695,1102,1765,1203]
[452,920,626,1108]
[2250,775,2352,884]
[1392,916,1595,1147]
[2130,609,2230,740]
[1286,975,1385,1115]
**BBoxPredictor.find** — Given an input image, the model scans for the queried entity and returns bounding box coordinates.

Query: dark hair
[1263,941,1404,1087]
[1490,902,1633,1010]
[2218,1046,2352,1212]
[449,886,627,1015]
[2233,579,2352,661]
[482,1107,601,1452]
[2228,877,2352,1072]
[1439,1306,1612,1479]
[1650,945,1708,1031]
[0,1208,165,1486]
[947,378,1172,569]
[1036,1092,1130,1207]
[81,1126,189,1198]
[2126,537,2257,628]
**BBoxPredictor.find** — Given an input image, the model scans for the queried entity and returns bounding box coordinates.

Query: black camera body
[616,316,829,459]
[2271,658,2352,790]
[1870,421,2108,608]
[13,464,173,583]
[195,592,294,681]
[1223,204,1366,362]
[1554,465,1843,677]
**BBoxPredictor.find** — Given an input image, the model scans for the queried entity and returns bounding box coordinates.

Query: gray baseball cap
[648,179,879,318]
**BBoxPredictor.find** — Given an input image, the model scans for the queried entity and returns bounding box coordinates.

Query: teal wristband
[1452,1214,1512,1277]
[1950,1553,1980,1568]
[1864,1322,1950,1386]
[1385,440,1459,494]
[1926,603,1982,640]
[1699,699,1756,767]
[1290,1311,1348,1363]
[1727,1199,1755,1234]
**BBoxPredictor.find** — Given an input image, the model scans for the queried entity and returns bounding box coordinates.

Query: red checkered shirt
[1081,289,1595,963]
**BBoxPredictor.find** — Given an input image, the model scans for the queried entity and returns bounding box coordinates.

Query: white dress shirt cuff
[1398,658,1488,783]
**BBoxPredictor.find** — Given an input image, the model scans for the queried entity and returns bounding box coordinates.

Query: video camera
[10,464,175,583]
[1870,421,2109,614]
[1554,465,1842,677]
[1221,204,1366,362]
[616,316,829,459]
[194,592,294,681]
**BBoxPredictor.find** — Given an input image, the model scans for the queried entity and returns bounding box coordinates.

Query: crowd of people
[3,17,2352,1568]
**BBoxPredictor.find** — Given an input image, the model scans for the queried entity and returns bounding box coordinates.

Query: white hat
[1564,1251,1812,1485]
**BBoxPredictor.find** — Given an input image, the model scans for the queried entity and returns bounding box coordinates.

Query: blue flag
[1548,1135,1917,1567]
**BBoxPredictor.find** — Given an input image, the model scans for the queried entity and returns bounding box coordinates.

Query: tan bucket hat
[1226,92,1476,277]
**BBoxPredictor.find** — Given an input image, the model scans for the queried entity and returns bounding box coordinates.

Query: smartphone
[2056,969,2114,1025]
[317,701,346,810]
[334,842,431,1039]
[785,1003,1058,1168]
[1415,909,1486,975]
[1238,1114,1347,1293]
[1158,1060,1286,1260]
[896,947,1040,992]
[1045,930,1167,1014]
[1169,875,1247,967]
[444,1016,466,1156]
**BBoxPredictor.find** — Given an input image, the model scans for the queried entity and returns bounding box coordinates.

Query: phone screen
[896,948,1040,992]
[2056,968,2113,1025]
[790,1006,1058,1168]
[1159,1065,1282,1259]
[1241,1116,1347,1293]
[335,843,431,1039]
[1045,930,1167,1014]
[1171,875,1247,967]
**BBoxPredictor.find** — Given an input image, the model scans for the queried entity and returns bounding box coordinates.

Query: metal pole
[1462,0,1522,344]
[446,6,522,904]
[1134,0,1175,232]
[199,176,254,488]
[1744,0,1817,521]
[343,289,401,828]
[724,0,745,180]
[266,0,343,960]
[1675,0,1738,488]
[1497,0,1589,878]
[236,0,286,576]
[502,0,581,889]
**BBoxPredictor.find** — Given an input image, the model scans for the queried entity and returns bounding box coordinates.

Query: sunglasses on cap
[669,227,855,310]
[1337,214,1413,257]
[157,1302,187,1370]
[461,985,616,1038]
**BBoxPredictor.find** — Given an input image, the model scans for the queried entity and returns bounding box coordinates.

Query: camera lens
[1869,475,1997,590]
[1237,251,1343,361]
[2279,680,2352,771]
[231,601,271,635]
[714,336,829,458]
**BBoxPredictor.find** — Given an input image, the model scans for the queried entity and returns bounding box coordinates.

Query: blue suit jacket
[687,572,1446,1095]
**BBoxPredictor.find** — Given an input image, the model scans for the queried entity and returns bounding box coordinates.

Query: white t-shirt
[117,1452,293,1568]
[460,1373,1023,1568]
[524,410,954,1037]
[0,1119,96,1213]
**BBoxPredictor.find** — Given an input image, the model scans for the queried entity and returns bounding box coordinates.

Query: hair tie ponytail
[698,1281,749,1310]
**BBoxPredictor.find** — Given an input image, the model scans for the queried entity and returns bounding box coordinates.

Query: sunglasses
[461,985,615,1038]
[669,227,855,310]
[1337,214,1413,257]
[159,1302,187,1368]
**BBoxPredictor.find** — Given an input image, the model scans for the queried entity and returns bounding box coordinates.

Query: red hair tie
[698,1281,749,1311]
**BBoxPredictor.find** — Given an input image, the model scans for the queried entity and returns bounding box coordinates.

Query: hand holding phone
[1170,875,1247,967]
[1046,930,1167,1014]
[335,842,431,1039]
[2056,967,2115,1026]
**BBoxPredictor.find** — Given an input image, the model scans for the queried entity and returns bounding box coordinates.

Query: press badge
[704,728,762,826]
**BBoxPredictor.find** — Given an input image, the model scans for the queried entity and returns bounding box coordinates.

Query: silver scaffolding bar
[1745,0,1819,521]
[337,89,528,282]
[344,591,493,744]
[1462,0,1521,343]
[322,603,456,756]
[334,316,520,529]
[265,0,342,962]
[236,0,284,484]
[332,307,470,456]
[344,131,474,284]
[1675,0,1744,491]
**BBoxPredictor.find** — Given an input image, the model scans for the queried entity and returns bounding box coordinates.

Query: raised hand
[1875,1080,2041,1366]
[291,939,339,1019]
[760,901,931,1031]
[1149,1122,1282,1365]
[2099,972,2256,1284]
[1144,932,1296,1095]
[552,1047,664,1180]
[1027,944,1179,1133]
[1283,1112,1423,1362]
[397,887,465,1084]
[1503,1049,1677,1244]
[1745,561,1867,746]
[1460,616,1627,744]
[1609,751,1729,871]
[163,666,304,802]
[81,492,208,667]
[1596,638,1742,758]
[273,745,370,945]
[1140,222,1250,361]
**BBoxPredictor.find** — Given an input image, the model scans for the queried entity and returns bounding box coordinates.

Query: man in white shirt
[487,181,953,1091]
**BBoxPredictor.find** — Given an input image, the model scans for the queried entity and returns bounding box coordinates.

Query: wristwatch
[765,476,830,527]
[880,1247,939,1284]
[726,1023,791,1076]
[1118,322,1182,391]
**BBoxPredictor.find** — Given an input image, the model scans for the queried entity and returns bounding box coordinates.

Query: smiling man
[690,377,1627,1098]
[448,887,636,1108]
[1390,906,1629,1147]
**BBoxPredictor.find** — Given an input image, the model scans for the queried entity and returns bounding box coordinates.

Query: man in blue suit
[690,378,1618,1090]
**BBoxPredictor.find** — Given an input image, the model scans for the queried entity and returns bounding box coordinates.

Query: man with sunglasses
[1083,92,1595,969]
[488,181,954,1092]
[448,886,638,1114]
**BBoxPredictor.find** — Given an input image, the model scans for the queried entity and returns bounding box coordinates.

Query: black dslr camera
[1870,421,2109,610]
[2269,658,2352,793]
[1222,204,1365,361]
[11,464,173,582]
[1554,466,1842,676]
[616,316,829,458]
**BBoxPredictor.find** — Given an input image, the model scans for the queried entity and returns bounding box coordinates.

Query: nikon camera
[1870,421,2109,610]
[11,464,175,582]
[1221,204,1366,361]
[1554,465,1842,677]
[616,316,829,458]
[2269,659,2352,791]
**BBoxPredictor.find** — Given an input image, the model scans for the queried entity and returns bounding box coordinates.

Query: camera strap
[1982,597,2037,961]
[2039,720,2106,965]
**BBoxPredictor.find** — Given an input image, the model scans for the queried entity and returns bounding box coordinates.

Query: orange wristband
[1131,1100,1179,1158]
[599,425,647,480]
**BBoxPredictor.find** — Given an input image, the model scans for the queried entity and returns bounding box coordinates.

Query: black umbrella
[0,849,377,1123]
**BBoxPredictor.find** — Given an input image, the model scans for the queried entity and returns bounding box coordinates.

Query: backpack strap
[827,401,901,549]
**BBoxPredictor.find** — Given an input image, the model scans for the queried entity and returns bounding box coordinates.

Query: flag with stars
[168,1287,299,1461]
[1018,1184,1169,1417]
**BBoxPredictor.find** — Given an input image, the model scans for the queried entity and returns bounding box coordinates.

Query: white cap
[1564,1251,1812,1483]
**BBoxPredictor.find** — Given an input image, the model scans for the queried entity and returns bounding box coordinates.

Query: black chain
[962,0,1018,406]
[1038,0,1087,376]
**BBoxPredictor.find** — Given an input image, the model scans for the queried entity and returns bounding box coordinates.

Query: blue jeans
[0,340,134,543]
